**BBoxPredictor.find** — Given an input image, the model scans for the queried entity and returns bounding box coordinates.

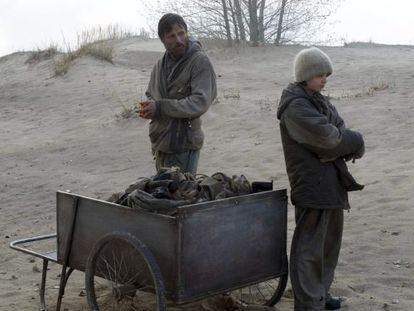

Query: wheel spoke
[257,286,267,301]
[266,281,275,290]
[228,275,288,307]
[86,232,166,311]
[124,269,144,285]
[111,250,120,285]
[101,256,116,282]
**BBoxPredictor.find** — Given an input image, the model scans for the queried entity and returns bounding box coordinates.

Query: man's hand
[136,101,157,119]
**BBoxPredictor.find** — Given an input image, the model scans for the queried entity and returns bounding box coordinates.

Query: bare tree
[258,0,266,42]
[247,0,259,46]
[233,0,246,41]
[227,0,239,42]
[275,0,287,45]
[221,0,233,46]
[139,0,341,46]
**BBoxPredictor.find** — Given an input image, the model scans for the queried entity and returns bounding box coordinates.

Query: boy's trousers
[290,206,344,311]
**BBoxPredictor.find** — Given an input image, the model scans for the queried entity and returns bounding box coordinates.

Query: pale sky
[329,0,414,45]
[0,0,413,56]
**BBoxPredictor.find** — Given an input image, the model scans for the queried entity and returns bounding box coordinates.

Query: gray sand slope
[1,38,414,310]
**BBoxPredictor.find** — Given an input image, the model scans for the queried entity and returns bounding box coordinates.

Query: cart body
[56,189,288,304]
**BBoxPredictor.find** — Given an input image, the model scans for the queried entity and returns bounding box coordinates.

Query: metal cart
[10,189,288,311]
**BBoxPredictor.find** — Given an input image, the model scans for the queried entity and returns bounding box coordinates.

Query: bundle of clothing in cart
[107,167,272,215]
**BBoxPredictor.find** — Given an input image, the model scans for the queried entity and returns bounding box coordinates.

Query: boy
[277,47,365,310]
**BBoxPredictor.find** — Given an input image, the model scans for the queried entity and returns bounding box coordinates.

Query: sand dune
[1,38,413,310]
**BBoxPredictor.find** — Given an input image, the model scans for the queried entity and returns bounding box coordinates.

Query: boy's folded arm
[284,100,364,160]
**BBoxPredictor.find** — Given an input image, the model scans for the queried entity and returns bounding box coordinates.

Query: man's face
[306,74,328,92]
[161,24,189,60]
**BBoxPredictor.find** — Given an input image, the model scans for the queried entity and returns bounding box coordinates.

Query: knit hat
[294,47,333,82]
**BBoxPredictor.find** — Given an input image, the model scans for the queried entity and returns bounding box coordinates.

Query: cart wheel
[85,232,166,311]
[229,273,288,307]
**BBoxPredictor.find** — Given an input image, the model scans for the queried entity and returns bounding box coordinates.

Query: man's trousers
[155,149,200,175]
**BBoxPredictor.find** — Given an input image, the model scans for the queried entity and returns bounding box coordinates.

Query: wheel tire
[264,273,288,306]
[85,232,166,311]
[229,273,288,307]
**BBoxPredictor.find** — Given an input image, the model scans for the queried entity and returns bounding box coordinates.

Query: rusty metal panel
[56,191,179,295]
[56,189,288,304]
[176,190,287,303]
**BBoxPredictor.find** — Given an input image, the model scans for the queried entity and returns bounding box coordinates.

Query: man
[139,13,217,174]
[277,47,365,310]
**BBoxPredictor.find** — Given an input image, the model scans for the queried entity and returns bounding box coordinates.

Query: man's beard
[170,43,187,59]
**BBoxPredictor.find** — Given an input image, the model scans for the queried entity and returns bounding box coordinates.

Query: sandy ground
[1,38,414,310]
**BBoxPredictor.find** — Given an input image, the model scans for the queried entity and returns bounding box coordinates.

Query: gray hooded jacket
[146,38,217,153]
[277,83,364,209]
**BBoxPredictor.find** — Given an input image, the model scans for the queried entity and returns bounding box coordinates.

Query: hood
[179,37,202,63]
[187,37,202,55]
[163,37,202,81]
[277,83,312,120]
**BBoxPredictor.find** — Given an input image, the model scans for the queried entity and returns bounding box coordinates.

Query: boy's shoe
[325,294,341,310]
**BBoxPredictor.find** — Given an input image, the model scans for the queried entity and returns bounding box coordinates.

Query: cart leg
[56,197,79,311]
[56,267,73,311]
[62,268,74,296]
[55,271,64,311]
[40,259,48,311]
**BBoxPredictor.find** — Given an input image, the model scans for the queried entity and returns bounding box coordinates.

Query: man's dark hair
[158,13,188,39]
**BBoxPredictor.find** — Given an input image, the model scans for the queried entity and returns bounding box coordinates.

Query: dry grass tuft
[223,88,241,99]
[110,86,142,120]
[77,24,136,43]
[256,97,277,112]
[26,45,59,64]
[53,52,79,76]
[329,79,394,100]
[53,25,137,76]
[369,81,391,92]
[138,28,151,40]
[54,42,114,76]
[117,102,137,120]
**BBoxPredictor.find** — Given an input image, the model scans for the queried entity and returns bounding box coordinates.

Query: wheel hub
[112,283,137,301]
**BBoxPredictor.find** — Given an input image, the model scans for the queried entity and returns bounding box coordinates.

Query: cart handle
[9,233,58,263]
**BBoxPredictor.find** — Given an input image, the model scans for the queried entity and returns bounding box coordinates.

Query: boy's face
[161,24,189,60]
[306,73,328,92]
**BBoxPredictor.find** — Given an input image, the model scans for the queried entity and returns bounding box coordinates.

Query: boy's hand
[354,143,365,159]
[343,143,365,163]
